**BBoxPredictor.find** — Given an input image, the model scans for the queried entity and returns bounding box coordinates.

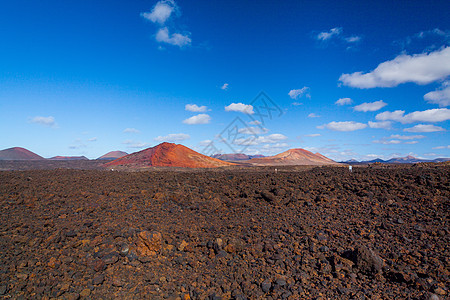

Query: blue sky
[0,0,449,160]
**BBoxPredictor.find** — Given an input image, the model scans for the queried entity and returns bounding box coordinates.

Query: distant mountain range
[341,155,450,164]
[1,146,448,167]
[49,156,89,161]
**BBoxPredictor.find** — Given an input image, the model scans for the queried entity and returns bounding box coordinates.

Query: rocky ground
[0,165,448,299]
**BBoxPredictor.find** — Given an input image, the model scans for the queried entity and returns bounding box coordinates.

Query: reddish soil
[105,143,235,169]
[0,165,448,299]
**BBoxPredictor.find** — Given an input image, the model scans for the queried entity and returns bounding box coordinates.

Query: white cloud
[335,97,352,105]
[225,103,254,114]
[376,108,450,123]
[339,47,450,88]
[424,83,450,107]
[221,83,229,90]
[156,27,191,47]
[308,113,320,118]
[88,137,97,142]
[368,121,392,129]
[373,134,425,145]
[388,134,425,140]
[199,139,212,147]
[354,100,387,112]
[432,145,450,149]
[30,116,56,127]
[288,86,310,99]
[345,36,361,43]
[316,27,361,45]
[404,124,446,132]
[305,134,321,137]
[185,104,208,112]
[234,134,287,146]
[238,127,268,135]
[292,102,303,106]
[154,133,190,142]
[249,120,261,125]
[321,121,367,131]
[373,139,402,145]
[122,140,150,149]
[141,0,177,25]
[183,113,211,124]
[317,27,342,41]
[123,128,140,133]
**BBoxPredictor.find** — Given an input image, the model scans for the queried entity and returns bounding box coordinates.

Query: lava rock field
[0,165,448,299]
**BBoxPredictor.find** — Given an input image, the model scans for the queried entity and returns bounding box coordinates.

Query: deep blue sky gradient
[0,0,449,159]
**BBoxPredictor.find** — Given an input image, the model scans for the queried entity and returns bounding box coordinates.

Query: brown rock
[136,231,162,256]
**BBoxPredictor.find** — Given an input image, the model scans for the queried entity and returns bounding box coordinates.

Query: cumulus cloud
[30,116,56,127]
[141,0,177,25]
[221,83,229,90]
[238,127,269,135]
[432,145,450,149]
[424,83,450,107]
[354,100,387,112]
[123,128,140,133]
[185,104,209,112]
[225,103,254,114]
[249,120,261,125]
[373,139,402,145]
[388,134,425,140]
[288,87,310,100]
[368,121,392,129]
[403,124,446,132]
[317,27,343,41]
[316,27,361,45]
[339,47,450,88]
[122,140,150,149]
[320,121,367,132]
[308,113,320,118]
[335,98,352,105]
[376,108,450,123]
[156,27,191,47]
[183,114,211,124]
[154,133,190,142]
[234,133,287,146]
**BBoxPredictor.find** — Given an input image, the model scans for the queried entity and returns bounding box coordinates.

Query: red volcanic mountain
[248,148,339,166]
[97,151,128,160]
[105,142,236,168]
[0,147,44,160]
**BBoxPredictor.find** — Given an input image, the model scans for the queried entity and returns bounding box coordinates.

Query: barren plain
[0,164,449,299]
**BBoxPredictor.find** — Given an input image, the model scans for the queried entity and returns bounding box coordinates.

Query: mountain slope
[105,142,236,168]
[248,148,339,166]
[97,151,128,160]
[0,147,44,160]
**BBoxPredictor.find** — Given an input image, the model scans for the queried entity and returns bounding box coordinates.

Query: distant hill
[248,148,339,166]
[49,156,89,161]
[212,153,265,161]
[97,151,128,160]
[105,142,236,168]
[0,147,44,160]
[341,155,450,164]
